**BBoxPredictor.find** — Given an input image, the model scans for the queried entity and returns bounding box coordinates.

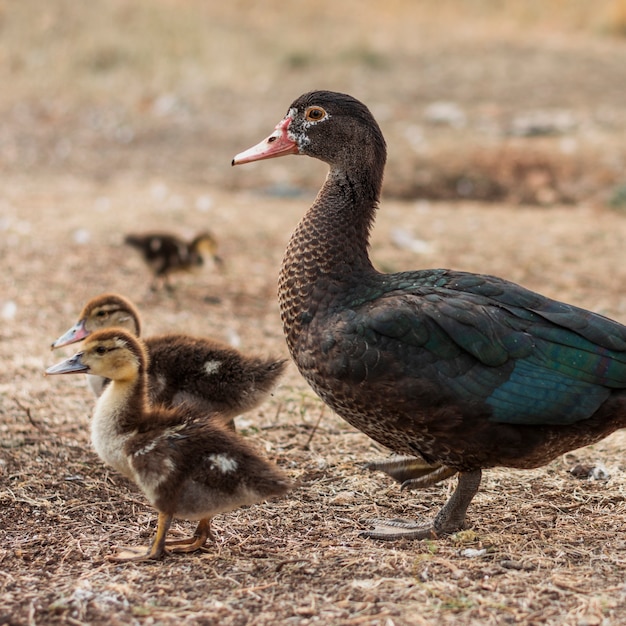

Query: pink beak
[50,319,90,350]
[232,118,299,165]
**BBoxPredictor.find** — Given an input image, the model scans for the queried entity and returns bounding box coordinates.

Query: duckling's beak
[50,319,89,350]
[232,118,298,165]
[45,352,89,376]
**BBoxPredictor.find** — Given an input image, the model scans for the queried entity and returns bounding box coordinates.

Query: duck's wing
[324,271,626,426]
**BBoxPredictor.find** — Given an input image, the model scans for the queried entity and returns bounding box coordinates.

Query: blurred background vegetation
[1,0,626,205]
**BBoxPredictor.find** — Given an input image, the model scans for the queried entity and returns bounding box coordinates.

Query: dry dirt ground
[2,2,626,625]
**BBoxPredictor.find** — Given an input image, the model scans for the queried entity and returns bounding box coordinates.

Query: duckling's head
[46,329,147,382]
[51,293,142,349]
[193,232,223,267]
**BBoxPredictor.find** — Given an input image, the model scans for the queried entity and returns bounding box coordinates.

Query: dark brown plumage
[45,328,292,562]
[124,231,223,291]
[233,90,626,540]
[51,293,287,430]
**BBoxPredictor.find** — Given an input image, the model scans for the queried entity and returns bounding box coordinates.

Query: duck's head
[46,328,146,382]
[51,293,142,350]
[232,90,386,175]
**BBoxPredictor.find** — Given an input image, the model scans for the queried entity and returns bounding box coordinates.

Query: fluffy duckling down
[51,293,287,430]
[46,328,292,562]
[124,231,223,291]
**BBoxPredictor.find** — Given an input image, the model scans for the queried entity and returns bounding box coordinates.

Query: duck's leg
[165,517,213,553]
[362,470,482,540]
[107,512,173,562]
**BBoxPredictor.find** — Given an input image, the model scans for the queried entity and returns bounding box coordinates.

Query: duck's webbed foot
[362,519,438,540]
[400,465,458,490]
[361,470,482,541]
[366,457,458,492]
[165,518,213,554]
[365,456,441,484]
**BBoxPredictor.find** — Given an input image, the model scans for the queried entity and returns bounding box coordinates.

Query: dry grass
[2,2,626,624]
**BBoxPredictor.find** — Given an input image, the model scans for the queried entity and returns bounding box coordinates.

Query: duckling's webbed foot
[107,512,172,562]
[107,544,169,562]
[361,470,482,541]
[165,518,213,553]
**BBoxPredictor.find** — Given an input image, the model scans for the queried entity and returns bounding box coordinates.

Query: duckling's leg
[362,470,482,540]
[108,512,173,562]
[162,273,175,293]
[150,276,163,292]
[166,517,213,553]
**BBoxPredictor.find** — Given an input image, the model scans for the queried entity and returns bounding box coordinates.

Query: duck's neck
[91,371,149,478]
[278,166,380,348]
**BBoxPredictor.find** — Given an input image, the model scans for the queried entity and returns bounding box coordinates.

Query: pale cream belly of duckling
[91,384,136,480]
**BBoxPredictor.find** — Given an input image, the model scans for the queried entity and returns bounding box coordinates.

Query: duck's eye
[96,311,107,318]
[95,346,107,355]
[305,106,326,122]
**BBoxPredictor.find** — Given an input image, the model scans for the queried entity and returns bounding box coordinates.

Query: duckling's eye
[96,311,107,318]
[305,106,326,122]
[95,346,107,355]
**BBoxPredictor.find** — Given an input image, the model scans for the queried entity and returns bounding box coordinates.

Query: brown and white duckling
[50,293,287,430]
[46,328,292,562]
[124,231,223,291]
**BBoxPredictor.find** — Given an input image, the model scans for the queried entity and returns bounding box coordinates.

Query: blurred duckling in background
[124,231,223,291]
[51,293,287,430]
[46,328,293,562]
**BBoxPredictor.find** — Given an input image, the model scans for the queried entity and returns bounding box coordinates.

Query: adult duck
[51,293,287,430]
[233,90,626,540]
[46,328,292,561]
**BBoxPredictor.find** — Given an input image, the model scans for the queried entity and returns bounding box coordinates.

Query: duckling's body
[46,329,292,562]
[145,333,286,419]
[124,231,222,291]
[51,294,287,430]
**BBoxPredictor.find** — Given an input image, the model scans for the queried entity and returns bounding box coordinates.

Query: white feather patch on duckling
[207,453,238,474]
[203,360,222,375]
